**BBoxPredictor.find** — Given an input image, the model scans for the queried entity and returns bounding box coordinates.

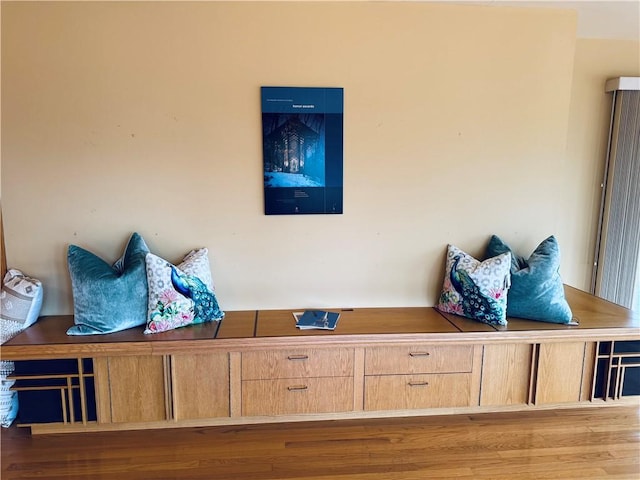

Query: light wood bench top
[1,286,637,360]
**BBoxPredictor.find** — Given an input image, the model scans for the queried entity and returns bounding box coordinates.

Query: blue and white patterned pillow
[144,249,224,334]
[1,269,44,427]
[436,244,511,326]
[1,269,43,337]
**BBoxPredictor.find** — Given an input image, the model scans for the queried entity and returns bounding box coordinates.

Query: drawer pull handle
[287,355,309,361]
[409,352,430,357]
[408,381,429,387]
[287,385,308,391]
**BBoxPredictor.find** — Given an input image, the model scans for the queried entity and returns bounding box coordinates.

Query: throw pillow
[66,232,150,335]
[1,268,43,339]
[485,235,574,324]
[0,367,18,428]
[144,248,224,334]
[436,244,511,326]
[1,269,43,427]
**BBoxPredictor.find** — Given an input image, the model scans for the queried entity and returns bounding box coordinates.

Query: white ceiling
[43,0,640,41]
[450,1,640,40]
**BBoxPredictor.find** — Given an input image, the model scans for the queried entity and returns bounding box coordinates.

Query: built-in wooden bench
[1,285,638,434]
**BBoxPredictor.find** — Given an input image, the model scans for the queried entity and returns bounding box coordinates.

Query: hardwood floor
[1,406,638,480]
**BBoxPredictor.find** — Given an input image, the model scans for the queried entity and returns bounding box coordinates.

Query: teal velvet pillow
[485,235,574,324]
[67,233,150,335]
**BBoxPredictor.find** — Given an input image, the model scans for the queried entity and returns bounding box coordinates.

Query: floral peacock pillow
[144,248,224,334]
[436,244,511,326]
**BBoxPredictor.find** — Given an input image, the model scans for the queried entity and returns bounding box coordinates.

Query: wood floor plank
[1,405,638,480]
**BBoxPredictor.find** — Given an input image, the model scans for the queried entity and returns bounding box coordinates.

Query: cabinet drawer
[364,373,472,410]
[242,348,353,380]
[242,377,354,416]
[365,345,473,375]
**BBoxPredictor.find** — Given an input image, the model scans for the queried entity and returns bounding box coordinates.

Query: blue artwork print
[263,113,326,188]
[261,86,343,215]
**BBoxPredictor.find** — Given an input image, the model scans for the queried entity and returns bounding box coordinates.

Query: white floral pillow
[144,249,224,334]
[436,244,511,326]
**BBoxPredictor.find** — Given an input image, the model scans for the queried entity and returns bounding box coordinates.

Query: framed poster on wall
[261,86,343,215]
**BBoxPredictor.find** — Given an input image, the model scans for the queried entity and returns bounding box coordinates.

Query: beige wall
[1,1,584,314]
[560,38,640,292]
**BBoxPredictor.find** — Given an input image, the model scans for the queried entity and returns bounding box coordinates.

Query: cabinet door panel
[106,355,166,423]
[364,373,472,410]
[481,344,532,406]
[172,353,229,420]
[536,342,586,405]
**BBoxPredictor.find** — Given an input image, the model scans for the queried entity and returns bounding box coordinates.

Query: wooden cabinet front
[241,348,355,416]
[365,345,473,375]
[242,348,354,379]
[242,377,354,416]
[481,344,533,406]
[94,355,167,424]
[364,345,478,411]
[171,352,230,420]
[364,373,473,410]
[535,342,587,405]
[3,292,636,435]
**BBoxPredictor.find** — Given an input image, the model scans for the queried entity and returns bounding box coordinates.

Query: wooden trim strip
[26,400,639,435]
[229,352,242,417]
[580,342,596,402]
[470,345,483,406]
[67,376,75,423]
[170,355,179,422]
[353,347,364,411]
[613,356,623,400]
[92,357,112,424]
[8,373,94,381]
[60,388,67,424]
[529,344,539,405]
[605,341,615,401]
[591,341,601,401]
[77,358,88,425]
[252,310,259,337]
[163,356,173,421]
[11,385,79,392]
[618,366,627,399]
